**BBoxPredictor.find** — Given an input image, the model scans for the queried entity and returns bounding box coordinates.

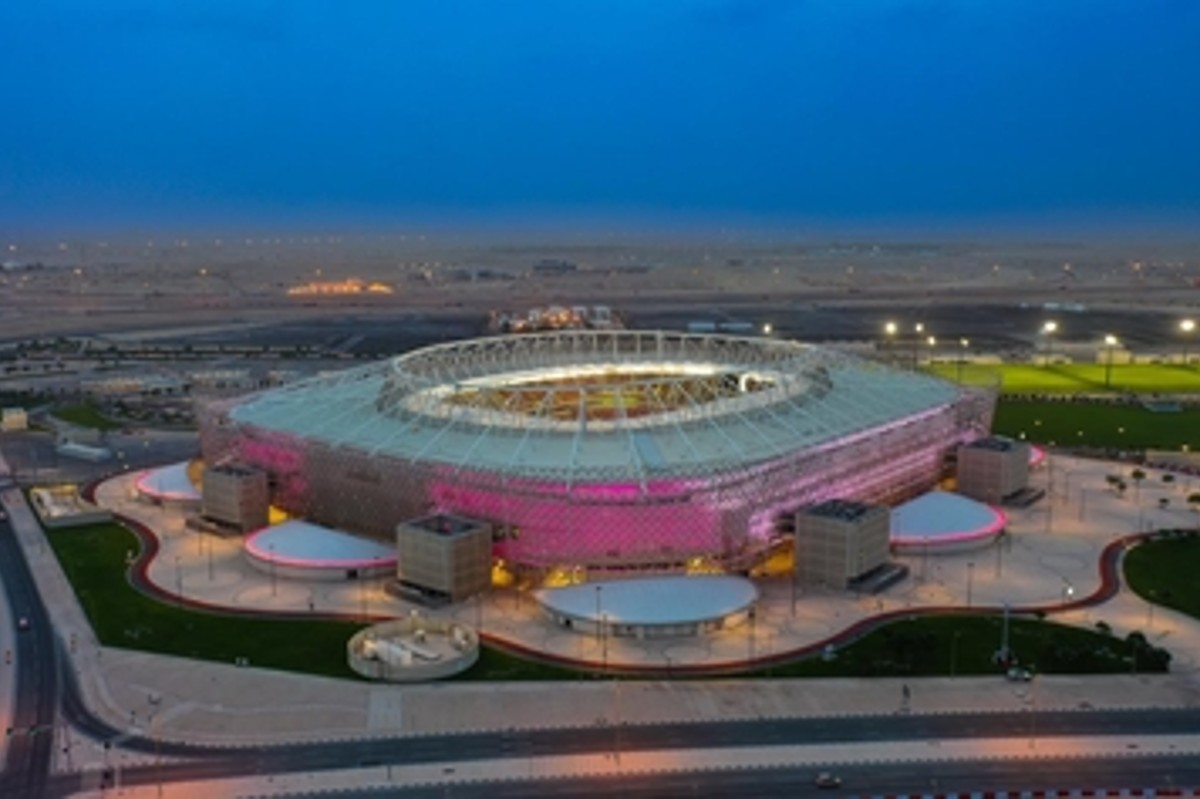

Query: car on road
[1006,667,1033,682]
[814,772,842,789]
[17,616,31,632]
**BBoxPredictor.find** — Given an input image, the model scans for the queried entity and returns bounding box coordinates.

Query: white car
[815,772,842,789]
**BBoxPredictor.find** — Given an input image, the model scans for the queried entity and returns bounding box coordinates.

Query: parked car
[1006,667,1033,682]
[814,772,842,789]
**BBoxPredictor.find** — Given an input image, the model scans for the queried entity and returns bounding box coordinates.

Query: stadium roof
[226,331,964,484]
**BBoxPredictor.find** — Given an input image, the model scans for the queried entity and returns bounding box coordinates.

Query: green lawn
[927,363,1200,395]
[47,520,581,681]
[52,402,122,431]
[992,401,1200,450]
[1124,534,1200,620]
[49,521,365,678]
[47,521,1171,682]
[756,614,1168,677]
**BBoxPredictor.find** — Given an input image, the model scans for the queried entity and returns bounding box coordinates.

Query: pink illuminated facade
[199,331,997,572]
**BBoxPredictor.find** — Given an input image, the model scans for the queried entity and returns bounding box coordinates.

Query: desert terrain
[2,234,1199,351]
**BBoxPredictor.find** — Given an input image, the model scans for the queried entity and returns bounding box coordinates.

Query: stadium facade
[198,331,996,573]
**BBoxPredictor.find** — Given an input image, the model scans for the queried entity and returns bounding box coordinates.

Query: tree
[1162,473,1176,487]
[1188,492,1200,530]
[1131,469,1147,504]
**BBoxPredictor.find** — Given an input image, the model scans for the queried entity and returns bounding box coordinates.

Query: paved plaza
[89,453,1200,675]
[7,451,1200,785]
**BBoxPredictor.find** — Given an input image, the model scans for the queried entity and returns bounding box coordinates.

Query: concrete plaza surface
[7,451,1200,782]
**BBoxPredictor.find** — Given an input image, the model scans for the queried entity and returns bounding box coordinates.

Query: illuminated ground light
[1029,445,1048,468]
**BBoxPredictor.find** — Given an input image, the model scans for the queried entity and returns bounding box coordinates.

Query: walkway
[5,450,1200,775]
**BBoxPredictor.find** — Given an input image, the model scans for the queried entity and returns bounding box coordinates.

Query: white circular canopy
[534,575,758,627]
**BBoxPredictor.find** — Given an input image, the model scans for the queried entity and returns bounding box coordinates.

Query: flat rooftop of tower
[964,436,1022,452]
[402,513,483,537]
[802,498,881,522]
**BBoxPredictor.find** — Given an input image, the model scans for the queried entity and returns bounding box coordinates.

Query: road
[0,510,60,799]
[255,755,1200,798]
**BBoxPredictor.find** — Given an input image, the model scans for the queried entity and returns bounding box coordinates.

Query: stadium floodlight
[1103,334,1120,388]
[1040,321,1058,366]
[1181,319,1196,365]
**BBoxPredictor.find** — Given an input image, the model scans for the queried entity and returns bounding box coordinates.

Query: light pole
[884,321,898,364]
[957,337,970,383]
[1103,334,1119,389]
[601,611,609,674]
[966,561,975,608]
[748,607,756,662]
[1040,320,1058,366]
[1000,602,1011,664]
[912,322,925,369]
[1181,318,1196,366]
[594,584,603,659]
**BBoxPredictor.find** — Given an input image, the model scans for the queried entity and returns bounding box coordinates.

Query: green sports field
[992,401,1200,450]
[927,363,1200,395]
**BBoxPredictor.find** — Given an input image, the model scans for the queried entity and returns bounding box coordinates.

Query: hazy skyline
[3,1,1200,236]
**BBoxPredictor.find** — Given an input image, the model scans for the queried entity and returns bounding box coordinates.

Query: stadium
[198,331,996,575]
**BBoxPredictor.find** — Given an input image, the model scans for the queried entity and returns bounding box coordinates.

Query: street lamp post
[601,612,609,674]
[912,323,925,369]
[1181,319,1196,366]
[269,543,277,597]
[1041,321,1058,366]
[595,584,603,661]
[1103,334,1119,389]
[957,337,970,383]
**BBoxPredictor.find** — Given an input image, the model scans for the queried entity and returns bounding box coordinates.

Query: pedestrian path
[6,452,1200,759]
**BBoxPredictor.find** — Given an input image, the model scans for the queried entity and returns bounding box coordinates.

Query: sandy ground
[2,237,1198,343]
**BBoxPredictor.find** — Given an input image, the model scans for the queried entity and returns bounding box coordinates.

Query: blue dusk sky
[2,1,1199,236]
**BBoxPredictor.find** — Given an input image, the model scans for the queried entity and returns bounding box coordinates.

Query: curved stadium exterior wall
[199,331,996,572]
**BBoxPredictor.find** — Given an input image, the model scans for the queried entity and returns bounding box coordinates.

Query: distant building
[794,499,890,588]
[531,259,577,276]
[202,464,270,532]
[186,369,254,394]
[82,374,183,397]
[956,436,1031,504]
[1,407,28,432]
[396,514,492,605]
